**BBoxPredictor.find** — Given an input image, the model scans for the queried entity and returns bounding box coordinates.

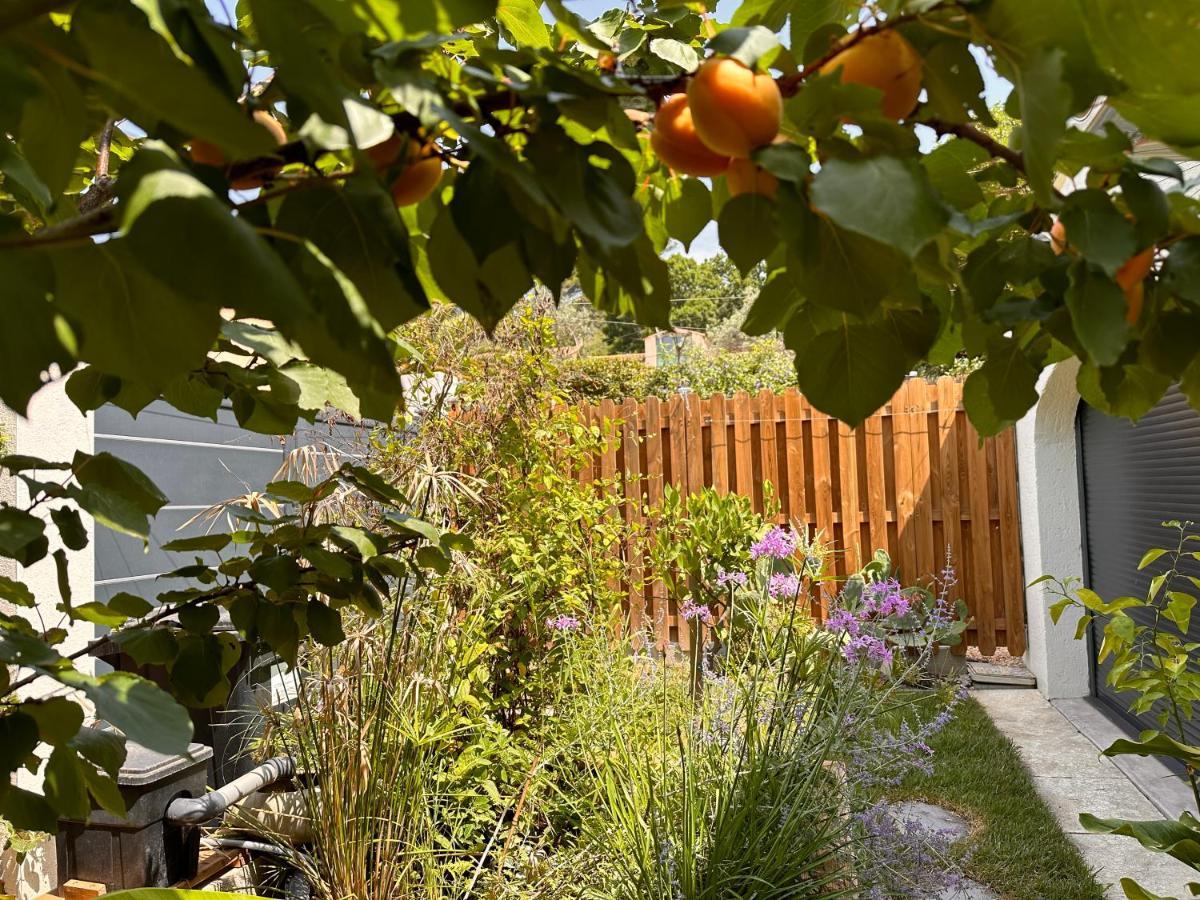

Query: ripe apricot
[820,30,923,121]
[361,134,444,205]
[726,158,778,199]
[686,57,782,159]
[1050,217,1068,255]
[189,110,287,189]
[1116,246,1155,325]
[650,94,731,177]
[390,154,443,207]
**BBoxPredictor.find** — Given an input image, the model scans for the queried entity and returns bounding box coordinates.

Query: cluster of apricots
[188,111,443,206]
[650,30,924,198]
[1050,218,1155,324]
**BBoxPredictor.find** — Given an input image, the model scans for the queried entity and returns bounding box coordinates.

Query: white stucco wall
[1015,359,1091,698]
[1,381,96,899]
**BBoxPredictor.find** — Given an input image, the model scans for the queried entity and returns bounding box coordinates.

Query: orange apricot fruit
[1050,217,1069,255]
[1115,246,1155,325]
[189,110,287,189]
[686,57,782,159]
[820,30,923,121]
[726,158,778,199]
[362,134,444,206]
[650,94,731,177]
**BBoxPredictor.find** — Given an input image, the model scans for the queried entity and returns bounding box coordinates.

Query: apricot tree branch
[922,117,1026,174]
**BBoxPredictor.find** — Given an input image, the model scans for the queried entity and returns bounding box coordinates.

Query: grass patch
[895,695,1105,900]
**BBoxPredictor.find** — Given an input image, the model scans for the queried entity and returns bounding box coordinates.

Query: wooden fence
[575,377,1024,657]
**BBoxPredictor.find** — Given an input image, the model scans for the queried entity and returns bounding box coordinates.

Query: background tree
[0,0,1199,827]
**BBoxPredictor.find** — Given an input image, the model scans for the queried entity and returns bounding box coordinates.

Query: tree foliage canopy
[1,0,1200,826]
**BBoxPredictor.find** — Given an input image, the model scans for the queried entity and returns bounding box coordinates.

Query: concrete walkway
[975,687,1196,899]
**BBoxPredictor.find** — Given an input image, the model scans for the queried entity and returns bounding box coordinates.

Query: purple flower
[750,526,797,561]
[767,572,801,599]
[716,567,748,589]
[545,614,581,632]
[825,607,861,636]
[844,633,893,667]
[862,578,910,618]
[681,599,715,626]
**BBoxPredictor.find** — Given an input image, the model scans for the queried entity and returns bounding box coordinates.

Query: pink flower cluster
[545,614,581,632]
[750,526,797,561]
[843,633,893,667]
[681,599,715,626]
[767,572,801,599]
[716,567,748,589]
[861,578,910,618]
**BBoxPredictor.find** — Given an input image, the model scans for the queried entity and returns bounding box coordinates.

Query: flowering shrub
[825,551,970,676]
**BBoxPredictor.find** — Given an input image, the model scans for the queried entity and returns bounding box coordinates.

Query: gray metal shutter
[1077,385,1200,739]
[95,401,368,606]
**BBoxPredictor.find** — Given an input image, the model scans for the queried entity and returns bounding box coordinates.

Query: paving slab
[975,688,1197,899]
[889,800,972,841]
[935,879,999,900]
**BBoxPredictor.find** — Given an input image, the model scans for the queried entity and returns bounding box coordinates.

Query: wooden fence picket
[574,377,1025,656]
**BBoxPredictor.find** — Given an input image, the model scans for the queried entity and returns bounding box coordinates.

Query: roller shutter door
[1078,385,1200,738]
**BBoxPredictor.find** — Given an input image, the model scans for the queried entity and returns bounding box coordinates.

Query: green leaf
[274,179,429,332]
[718,193,778,276]
[526,129,642,251]
[810,156,948,258]
[58,671,192,755]
[0,574,35,607]
[497,0,549,48]
[114,627,178,667]
[741,270,800,336]
[74,451,168,541]
[81,764,126,818]
[977,337,1040,422]
[778,187,916,316]
[306,599,345,646]
[162,533,231,552]
[73,0,277,159]
[922,139,988,210]
[1166,591,1196,634]
[1163,237,1200,305]
[0,507,46,562]
[427,208,531,334]
[0,239,76,415]
[1103,732,1200,768]
[0,713,39,775]
[1139,548,1169,570]
[791,311,938,426]
[51,241,219,392]
[13,33,89,199]
[0,133,51,218]
[1081,812,1200,868]
[649,38,700,72]
[663,177,711,251]
[51,506,88,551]
[1009,48,1071,206]
[0,786,58,833]
[707,26,778,68]
[1077,362,1170,421]
[1059,190,1137,278]
[1066,261,1130,367]
[70,725,127,778]
[44,746,89,820]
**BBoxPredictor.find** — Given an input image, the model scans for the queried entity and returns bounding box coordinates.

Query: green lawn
[894,696,1105,900]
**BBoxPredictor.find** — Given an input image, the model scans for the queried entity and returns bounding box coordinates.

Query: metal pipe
[166,756,295,825]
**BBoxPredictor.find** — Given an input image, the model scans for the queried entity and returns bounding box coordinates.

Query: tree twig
[922,117,1026,174]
